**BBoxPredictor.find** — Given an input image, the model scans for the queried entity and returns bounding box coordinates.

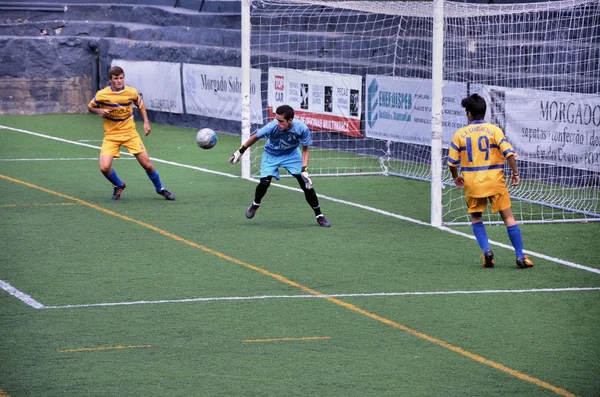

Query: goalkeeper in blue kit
[229,104,331,227]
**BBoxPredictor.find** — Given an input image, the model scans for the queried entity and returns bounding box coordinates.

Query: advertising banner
[481,86,600,172]
[111,60,183,114]
[183,64,263,123]
[268,67,362,137]
[365,75,469,146]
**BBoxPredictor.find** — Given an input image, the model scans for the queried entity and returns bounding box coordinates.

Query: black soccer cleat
[112,182,126,200]
[482,248,495,268]
[158,188,175,201]
[316,214,331,227]
[246,203,259,219]
[516,255,534,269]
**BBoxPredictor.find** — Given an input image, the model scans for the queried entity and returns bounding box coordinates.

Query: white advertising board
[183,64,263,123]
[365,75,469,146]
[110,60,183,114]
[481,86,600,172]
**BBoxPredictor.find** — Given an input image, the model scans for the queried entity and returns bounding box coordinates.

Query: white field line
[1,124,599,276]
[3,273,598,310]
[39,287,600,310]
[0,280,45,309]
[0,125,237,178]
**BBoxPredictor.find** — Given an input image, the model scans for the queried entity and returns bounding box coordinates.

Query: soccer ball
[196,128,217,149]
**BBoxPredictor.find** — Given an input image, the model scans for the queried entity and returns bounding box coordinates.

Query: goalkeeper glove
[300,166,313,190]
[229,145,247,164]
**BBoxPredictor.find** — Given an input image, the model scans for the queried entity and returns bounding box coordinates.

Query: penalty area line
[41,287,600,310]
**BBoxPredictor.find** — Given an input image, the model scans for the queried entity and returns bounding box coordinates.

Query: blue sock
[471,221,490,253]
[147,170,163,192]
[507,225,524,258]
[105,169,123,187]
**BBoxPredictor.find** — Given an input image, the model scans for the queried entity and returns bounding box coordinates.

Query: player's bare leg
[134,151,154,173]
[499,207,517,227]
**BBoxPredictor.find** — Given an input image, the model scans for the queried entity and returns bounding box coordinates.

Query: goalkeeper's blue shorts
[260,149,302,180]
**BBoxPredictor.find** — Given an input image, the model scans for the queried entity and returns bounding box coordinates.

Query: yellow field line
[0,202,78,208]
[57,344,151,353]
[0,174,575,397]
[244,336,331,343]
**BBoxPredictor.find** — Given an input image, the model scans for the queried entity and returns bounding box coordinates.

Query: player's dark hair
[461,94,486,120]
[276,105,295,121]
[109,66,124,78]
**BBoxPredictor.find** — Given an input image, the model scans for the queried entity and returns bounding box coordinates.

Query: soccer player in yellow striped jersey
[88,66,175,201]
[447,94,533,269]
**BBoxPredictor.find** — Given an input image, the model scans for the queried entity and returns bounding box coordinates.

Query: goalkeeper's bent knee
[259,177,271,188]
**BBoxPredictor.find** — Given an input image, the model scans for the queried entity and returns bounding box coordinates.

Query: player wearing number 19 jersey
[447,94,533,269]
[447,118,516,203]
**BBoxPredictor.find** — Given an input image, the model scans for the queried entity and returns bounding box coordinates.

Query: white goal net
[245,0,600,224]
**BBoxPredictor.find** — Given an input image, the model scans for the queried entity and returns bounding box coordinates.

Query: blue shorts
[260,149,302,180]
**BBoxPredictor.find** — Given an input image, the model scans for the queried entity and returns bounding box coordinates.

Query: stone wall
[0,1,242,132]
[0,33,97,114]
[0,76,92,114]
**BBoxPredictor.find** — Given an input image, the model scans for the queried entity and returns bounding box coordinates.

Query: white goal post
[240,0,600,225]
